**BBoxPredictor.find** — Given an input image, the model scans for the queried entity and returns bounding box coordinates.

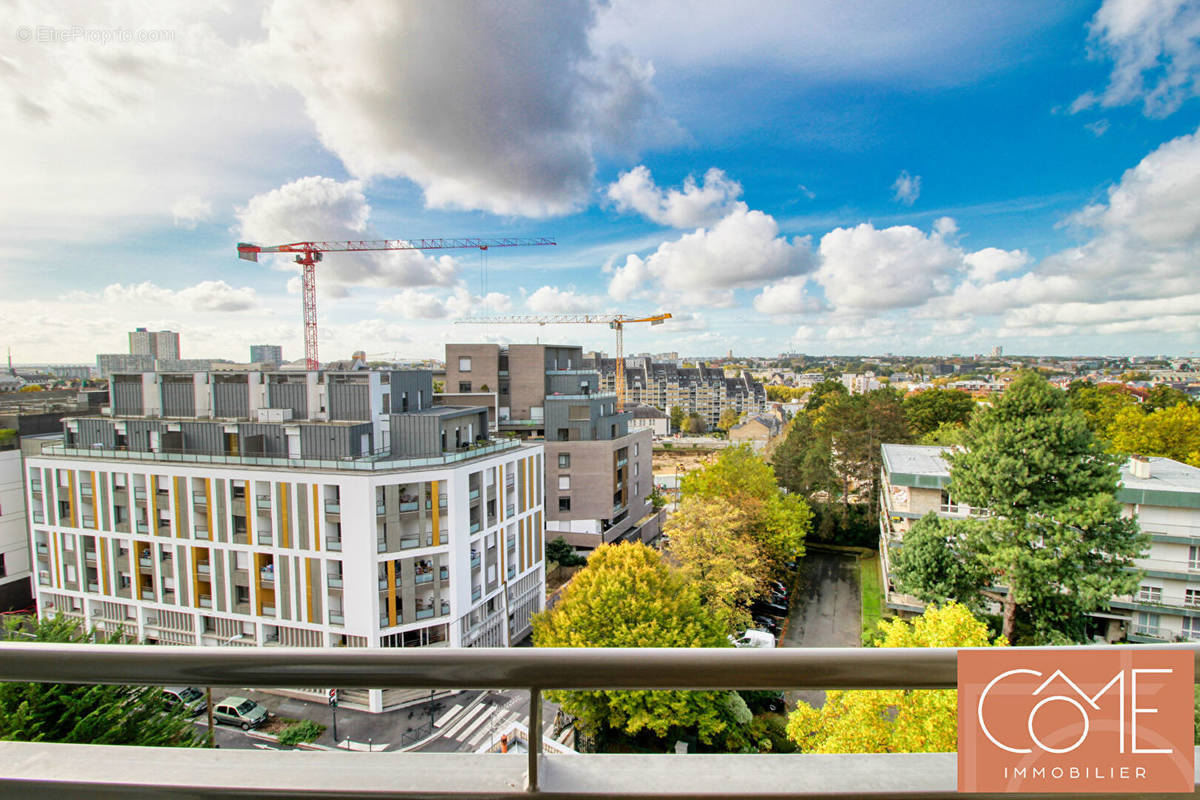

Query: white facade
[27,443,546,711]
[0,449,32,604]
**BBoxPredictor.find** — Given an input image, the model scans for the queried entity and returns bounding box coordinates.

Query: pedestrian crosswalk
[436,700,557,751]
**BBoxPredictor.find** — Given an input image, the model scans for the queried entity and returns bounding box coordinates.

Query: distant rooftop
[881,444,951,488]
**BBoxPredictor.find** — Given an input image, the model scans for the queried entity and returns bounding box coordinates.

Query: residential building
[25,368,545,712]
[250,345,283,368]
[582,357,767,430]
[445,344,659,553]
[878,444,1200,643]
[728,414,782,449]
[96,353,156,377]
[841,372,882,394]
[0,440,31,610]
[628,405,670,437]
[129,328,180,360]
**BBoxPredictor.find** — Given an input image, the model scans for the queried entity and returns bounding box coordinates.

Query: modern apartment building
[879,444,1200,643]
[0,444,32,609]
[582,357,767,430]
[129,328,180,360]
[444,344,659,552]
[25,368,545,712]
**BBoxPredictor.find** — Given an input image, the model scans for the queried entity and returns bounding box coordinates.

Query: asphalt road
[781,550,862,709]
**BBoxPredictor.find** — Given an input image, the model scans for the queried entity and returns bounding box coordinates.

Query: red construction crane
[237,237,556,369]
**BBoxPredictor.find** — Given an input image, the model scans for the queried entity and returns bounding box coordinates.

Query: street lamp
[674,465,682,512]
[207,633,244,746]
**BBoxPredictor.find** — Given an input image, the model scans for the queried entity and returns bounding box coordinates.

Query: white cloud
[171,196,213,229]
[815,222,960,310]
[752,276,822,316]
[258,0,667,217]
[606,165,743,228]
[659,311,707,332]
[68,280,259,313]
[378,286,512,320]
[892,170,921,205]
[1086,119,1111,137]
[237,176,458,291]
[962,247,1031,283]
[608,206,814,306]
[526,286,604,314]
[1076,0,1200,117]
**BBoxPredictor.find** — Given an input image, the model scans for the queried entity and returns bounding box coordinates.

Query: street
[780,549,862,709]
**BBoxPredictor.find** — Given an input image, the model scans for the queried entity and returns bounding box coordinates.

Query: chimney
[1131,455,1151,480]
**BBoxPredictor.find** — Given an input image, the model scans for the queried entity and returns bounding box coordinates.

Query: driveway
[781,549,861,709]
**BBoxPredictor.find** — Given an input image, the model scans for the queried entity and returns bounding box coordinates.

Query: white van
[732,629,775,648]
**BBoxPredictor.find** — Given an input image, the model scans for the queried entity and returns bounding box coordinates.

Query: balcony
[415,608,434,620]
[4,643,1194,797]
[256,496,272,510]
[35,542,48,554]
[326,539,342,552]
[197,563,211,575]
[198,595,212,609]
[328,612,344,625]
[471,585,482,601]
[377,503,388,515]
[400,536,420,550]
[328,577,343,589]
[469,489,480,501]
[32,512,44,524]
[470,522,481,534]
[470,552,481,569]
[260,570,275,584]
[399,501,419,513]
[415,572,433,585]
[325,501,340,514]
[192,492,207,505]
[506,504,515,517]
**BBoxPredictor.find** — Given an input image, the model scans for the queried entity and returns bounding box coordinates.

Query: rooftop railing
[0,643,1197,797]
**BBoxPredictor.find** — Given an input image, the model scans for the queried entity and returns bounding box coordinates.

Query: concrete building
[629,405,670,437]
[26,368,545,711]
[582,357,767,430]
[96,354,156,377]
[879,444,1200,643]
[250,345,283,368]
[129,328,180,360]
[0,442,32,610]
[445,344,659,553]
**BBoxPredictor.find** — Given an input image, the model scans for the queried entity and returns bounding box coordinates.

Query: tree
[682,412,706,434]
[1144,385,1193,412]
[1066,381,1137,437]
[1107,403,1200,466]
[682,445,810,569]
[545,536,586,567]
[890,514,988,610]
[902,389,975,437]
[771,412,837,500]
[918,421,968,446]
[805,380,848,411]
[665,497,768,633]
[668,405,685,433]
[717,408,742,432]
[0,615,200,747]
[944,372,1146,641]
[787,603,1002,753]
[816,388,912,516]
[532,543,740,744]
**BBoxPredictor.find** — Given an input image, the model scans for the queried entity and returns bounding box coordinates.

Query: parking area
[780,549,862,708]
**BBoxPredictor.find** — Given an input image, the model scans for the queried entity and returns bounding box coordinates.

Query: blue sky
[6,0,1200,362]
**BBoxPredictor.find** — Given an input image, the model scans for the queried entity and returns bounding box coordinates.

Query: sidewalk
[236,689,481,751]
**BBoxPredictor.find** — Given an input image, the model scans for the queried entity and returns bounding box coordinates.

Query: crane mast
[238,237,555,370]
[455,313,672,410]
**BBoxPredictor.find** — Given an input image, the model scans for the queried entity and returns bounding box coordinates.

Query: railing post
[526,687,541,793]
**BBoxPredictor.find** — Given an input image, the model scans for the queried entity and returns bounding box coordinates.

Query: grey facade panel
[238,423,287,457]
[180,422,224,455]
[546,373,598,396]
[268,381,307,419]
[125,420,164,452]
[299,424,365,459]
[161,379,195,417]
[213,381,250,419]
[329,382,370,421]
[389,371,433,412]
[389,414,440,458]
[75,418,116,449]
[112,378,143,416]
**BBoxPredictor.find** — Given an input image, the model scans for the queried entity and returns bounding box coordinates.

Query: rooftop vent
[1131,455,1151,480]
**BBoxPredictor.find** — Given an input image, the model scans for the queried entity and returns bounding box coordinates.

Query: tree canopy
[787,603,1002,753]
[902,388,976,437]
[890,513,988,611]
[937,372,1146,641]
[1066,381,1139,437]
[545,536,586,567]
[1107,402,1200,466]
[814,388,912,515]
[532,543,739,744]
[668,406,685,433]
[805,380,848,411]
[0,615,200,747]
[681,445,810,568]
[717,408,743,432]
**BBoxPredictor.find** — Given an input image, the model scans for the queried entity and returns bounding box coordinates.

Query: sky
[6,0,1200,362]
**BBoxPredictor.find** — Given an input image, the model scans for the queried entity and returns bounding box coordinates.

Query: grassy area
[859,551,884,644]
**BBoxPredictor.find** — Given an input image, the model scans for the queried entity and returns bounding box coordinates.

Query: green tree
[1066,381,1137,437]
[665,497,767,633]
[532,543,740,744]
[816,388,913,516]
[682,412,706,434]
[787,603,1003,753]
[943,372,1146,641]
[771,412,837,500]
[766,386,806,402]
[717,408,742,432]
[805,380,848,411]
[0,615,200,747]
[918,421,968,446]
[682,445,810,569]
[902,389,976,437]
[1144,385,1193,412]
[1107,403,1200,466]
[668,406,685,433]
[545,536,586,567]
[890,513,988,611]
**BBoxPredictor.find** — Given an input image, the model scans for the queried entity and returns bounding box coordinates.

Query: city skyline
[6,1,1200,361]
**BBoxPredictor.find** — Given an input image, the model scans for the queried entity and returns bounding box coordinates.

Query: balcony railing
[0,643,1197,797]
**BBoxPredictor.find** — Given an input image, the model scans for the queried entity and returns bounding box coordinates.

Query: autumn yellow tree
[786,603,1004,753]
[1107,402,1200,466]
[665,497,767,632]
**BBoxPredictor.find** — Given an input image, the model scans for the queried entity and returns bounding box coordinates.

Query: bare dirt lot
[651,447,721,475]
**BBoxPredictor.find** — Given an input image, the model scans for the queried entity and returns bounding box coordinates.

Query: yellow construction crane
[455,313,672,410]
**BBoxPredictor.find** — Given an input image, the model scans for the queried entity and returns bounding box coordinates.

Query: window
[458,356,472,372]
[1192,546,1200,570]
[382,393,390,414]
[1137,584,1162,603]
[559,497,571,511]
[235,586,250,604]
[1184,617,1200,641]
[557,428,570,442]
[558,476,570,491]
[459,382,472,393]
[1188,589,1200,608]
[634,443,639,457]
[558,453,570,468]
[0,553,6,578]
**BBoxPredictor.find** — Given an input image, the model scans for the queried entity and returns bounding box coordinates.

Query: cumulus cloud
[752,276,823,316]
[171,196,213,229]
[237,176,458,291]
[69,280,259,313]
[607,206,814,305]
[526,286,604,313]
[892,170,921,205]
[606,166,743,228]
[258,0,666,217]
[378,286,512,319]
[815,222,960,310]
[962,247,1031,283]
[1075,0,1200,118]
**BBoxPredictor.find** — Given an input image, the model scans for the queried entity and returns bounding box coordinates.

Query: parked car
[768,579,788,595]
[162,686,207,716]
[732,630,776,649]
[212,696,270,730]
[752,600,788,618]
[752,615,781,634]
